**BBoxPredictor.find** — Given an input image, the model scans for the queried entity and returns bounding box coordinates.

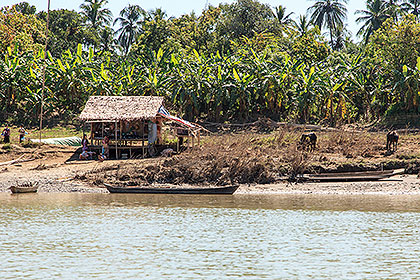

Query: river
[1,193,420,279]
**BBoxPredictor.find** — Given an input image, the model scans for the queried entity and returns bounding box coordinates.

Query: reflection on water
[2,193,420,212]
[1,193,420,279]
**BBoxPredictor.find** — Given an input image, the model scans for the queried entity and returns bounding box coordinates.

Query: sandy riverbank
[2,128,420,195]
[1,154,419,195]
[236,175,420,195]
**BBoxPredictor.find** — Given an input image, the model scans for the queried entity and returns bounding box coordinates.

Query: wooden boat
[9,182,38,194]
[104,183,239,195]
[299,169,404,182]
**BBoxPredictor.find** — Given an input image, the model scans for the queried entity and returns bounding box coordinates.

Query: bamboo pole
[39,0,51,143]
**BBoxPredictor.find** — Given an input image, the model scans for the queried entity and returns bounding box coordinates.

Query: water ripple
[1,193,420,279]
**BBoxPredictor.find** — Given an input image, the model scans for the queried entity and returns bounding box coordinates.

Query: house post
[115,120,118,160]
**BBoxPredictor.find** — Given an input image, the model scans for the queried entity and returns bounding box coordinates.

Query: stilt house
[79,96,200,159]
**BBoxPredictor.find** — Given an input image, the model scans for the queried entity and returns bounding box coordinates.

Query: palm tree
[149,8,168,21]
[401,0,420,18]
[293,15,311,36]
[114,5,146,55]
[98,26,117,53]
[331,24,350,50]
[383,0,402,20]
[273,5,294,26]
[307,0,348,45]
[355,0,389,43]
[79,0,112,29]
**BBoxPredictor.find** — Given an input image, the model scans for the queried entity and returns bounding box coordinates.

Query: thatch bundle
[79,96,164,121]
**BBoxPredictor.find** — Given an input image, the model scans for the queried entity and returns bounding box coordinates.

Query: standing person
[81,134,89,152]
[18,125,27,143]
[1,124,10,143]
[102,135,110,159]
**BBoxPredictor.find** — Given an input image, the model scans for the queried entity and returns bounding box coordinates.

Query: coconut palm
[149,8,168,21]
[293,15,311,36]
[98,26,117,53]
[331,24,351,50]
[79,0,112,29]
[307,0,348,45]
[273,5,294,27]
[356,0,390,43]
[401,0,420,18]
[114,5,146,55]
[383,0,402,20]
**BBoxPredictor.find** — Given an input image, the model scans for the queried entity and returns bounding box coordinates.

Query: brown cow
[299,132,317,152]
[386,131,399,152]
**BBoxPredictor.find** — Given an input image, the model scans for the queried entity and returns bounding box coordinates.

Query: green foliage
[0,5,45,53]
[368,15,420,112]
[133,9,171,54]
[113,5,146,55]
[37,9,99,57]
[308,0,348,46]
[290,29,330,63]
[79,0,112,29]
[3,0,420,129]
[14,2,36,15]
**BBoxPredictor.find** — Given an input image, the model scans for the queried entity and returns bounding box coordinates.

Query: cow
[299,132,317,152]
[386,131,399,152]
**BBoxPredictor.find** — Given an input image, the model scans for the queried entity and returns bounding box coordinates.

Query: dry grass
[80,127,420,186]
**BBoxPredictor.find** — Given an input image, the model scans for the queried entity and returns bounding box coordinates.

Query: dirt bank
[1,128,420,194]
[77,128,420,187]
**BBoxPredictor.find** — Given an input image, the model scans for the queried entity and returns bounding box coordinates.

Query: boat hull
[104,184,239,195]
[9,186,38,193]
[300,169,404,182]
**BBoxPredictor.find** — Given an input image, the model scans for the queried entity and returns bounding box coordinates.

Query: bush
[21,141,40,148]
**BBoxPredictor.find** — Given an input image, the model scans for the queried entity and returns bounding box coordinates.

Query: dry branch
[0,155,35,166]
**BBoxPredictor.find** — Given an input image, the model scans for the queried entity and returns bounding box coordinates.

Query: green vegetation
[1,0,420,127]
[2,126,82,145]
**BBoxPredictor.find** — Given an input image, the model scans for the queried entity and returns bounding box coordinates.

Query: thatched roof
[79,96,164,121]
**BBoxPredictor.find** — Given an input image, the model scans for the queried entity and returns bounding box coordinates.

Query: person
[79,150,89,160]
[98,153,107,162]
[148,119,157,144]
[1,125,10,143]
[79,150,95,160]
[18,125,27,143]
[81,134,89,152]
[102,136,110,159]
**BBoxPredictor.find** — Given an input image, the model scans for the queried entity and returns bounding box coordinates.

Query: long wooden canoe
[9,183,38,194]
[104,184,239,195]
[300,169,404,182]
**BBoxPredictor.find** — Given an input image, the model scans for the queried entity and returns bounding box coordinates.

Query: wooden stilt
[142,121,145,158]
[115,120,118,160]
[175,129,179,153]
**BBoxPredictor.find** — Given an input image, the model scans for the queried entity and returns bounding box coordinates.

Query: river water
[1,193,420,279]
